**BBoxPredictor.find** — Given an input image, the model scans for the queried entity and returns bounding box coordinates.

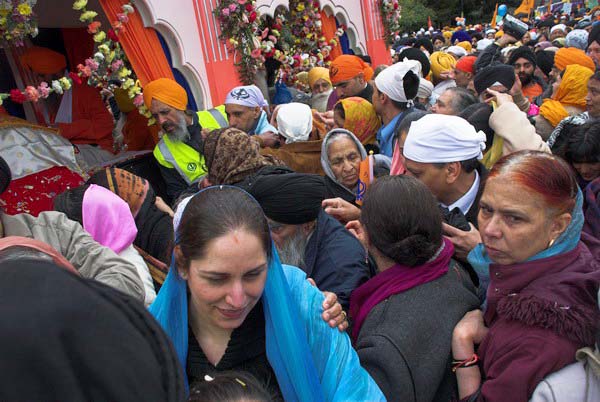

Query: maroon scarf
[350,238,454,341]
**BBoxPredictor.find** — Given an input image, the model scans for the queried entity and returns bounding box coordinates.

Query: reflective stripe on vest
[197,105,228,130]
[155,136,206,185]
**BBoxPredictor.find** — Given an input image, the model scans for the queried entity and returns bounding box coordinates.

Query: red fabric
[455,56,477,74]
[320,11,343,61]
[0,166,84,217]
[123,109,159,151]
[61,28,94,71]
[58,82,115,152]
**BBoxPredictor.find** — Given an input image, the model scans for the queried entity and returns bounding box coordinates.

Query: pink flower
[87,21,101,34]
[77,64,92,77]
[261,27,269,39]
[228,4,237,12]
[221,7,230,16]
[85,58,99,71]
[111,60,124,71]
[237,0,246,4]
[250,48,262,58]
[24,86,40,102]
[133,94,144,107]
[37,82,50,99]
[117,13,129,23]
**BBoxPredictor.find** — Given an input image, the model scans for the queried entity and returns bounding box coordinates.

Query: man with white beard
[307,67,333,112]
[244,172,371,310]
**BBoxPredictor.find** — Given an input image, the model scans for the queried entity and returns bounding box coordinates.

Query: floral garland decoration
[379,0,401,47]
[0,0,38,46]
[0,1,149,123]
[213,0,262,85]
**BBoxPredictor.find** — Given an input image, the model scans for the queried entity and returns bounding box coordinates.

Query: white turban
[551,24,566,34]
[447,46,468,58]
[476,38,493,51]
[404,114,487,163]
[374,59,422,102]
[417,78,433,99]
[276,103,313,144]
[225,85,269,108]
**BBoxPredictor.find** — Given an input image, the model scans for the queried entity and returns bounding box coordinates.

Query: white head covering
[417,78,434,99]
[276,103,313,144]
[404,114,487,163]
[225,85,269,108]
[173,195,194,235]
[550,24,567,34]
[447,46,468,57]
[374,59,422,103]
[485,29,496,35]
[476,38,493,51]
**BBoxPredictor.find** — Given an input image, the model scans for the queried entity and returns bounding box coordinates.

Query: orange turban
[329,55,374,85]
[554,48,596,72]
[20,46,66,75]
[553,64,594,108]
[143,78,188,110]
[430,51,457,81]
[308,67,331,88]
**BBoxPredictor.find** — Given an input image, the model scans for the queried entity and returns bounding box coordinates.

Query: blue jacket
[304,209,371,310]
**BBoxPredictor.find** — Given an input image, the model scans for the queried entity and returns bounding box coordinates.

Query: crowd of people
[1,5,600,402]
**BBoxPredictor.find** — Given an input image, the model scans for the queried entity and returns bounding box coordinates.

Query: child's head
[188,371,272,402]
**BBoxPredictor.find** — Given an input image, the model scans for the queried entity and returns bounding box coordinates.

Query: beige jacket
[0,211,144,301]
[489,102,551,156]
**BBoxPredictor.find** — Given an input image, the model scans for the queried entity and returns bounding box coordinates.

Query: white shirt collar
[444,169,480,215]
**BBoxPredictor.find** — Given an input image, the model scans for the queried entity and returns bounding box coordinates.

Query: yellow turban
[307,67,331,89]
[539,100,569,127]
[20,46,67,75]
[329,55,374,85]
[430,51,457,81]
[143,78,188,110]
[554,64,593,108]
[457,41,472,53]
[495,31,504,38]
[114,88,136,113]
[337,97,381,144]
[442,31,452,40]
[554,48,596,72]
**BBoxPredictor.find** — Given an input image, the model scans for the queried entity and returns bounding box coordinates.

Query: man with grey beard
[245,172,371,310]
[144,78,228,204]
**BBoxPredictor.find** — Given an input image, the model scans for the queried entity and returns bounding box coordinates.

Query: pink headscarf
[0,236,79,275]
[83,184,137,254]
[390,140,406,175]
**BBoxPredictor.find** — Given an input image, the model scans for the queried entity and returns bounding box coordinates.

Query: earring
[548,238,556,248]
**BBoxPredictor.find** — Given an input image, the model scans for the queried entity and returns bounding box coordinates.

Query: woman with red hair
[451,151,600,402]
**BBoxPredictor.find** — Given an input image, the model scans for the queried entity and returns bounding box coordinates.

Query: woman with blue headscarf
[149,185,384,401]
[451,151,600,402]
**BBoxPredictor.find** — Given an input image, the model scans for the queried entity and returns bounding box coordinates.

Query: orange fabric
[329,55,374,85]
[554,48,596,72]
[356,155,373,206]
[143,78,188,110]
[19,46,66,75]
[261,140,324,175]
[539,100,569,127]
[338,97,381,145]
[455,55,477,74]
[122,109,159,151]
[58,82,115,152]
[553,64,594,108]
[514,0,535,16]
[521,82,543,103]
[61,28,94,70]
[320,11,343,61]
[98,0,174,86]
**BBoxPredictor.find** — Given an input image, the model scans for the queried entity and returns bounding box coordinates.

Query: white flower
[94,52,105,61]
[51,80,63,95]
[122,4,134,14]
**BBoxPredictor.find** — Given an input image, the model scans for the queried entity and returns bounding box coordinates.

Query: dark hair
[592,70,600,82]
[444,87,478,115]
[433,157,480,174]
[333,101,345,120]
[360,175,442,266]
[564,120,600,164]
[459,102,494,146]
[177,187,271,270]
[489,151,578,215]
[53,184,90,225]
[394,109,429,144]
[188,371,273,402]
[550,122,584,156]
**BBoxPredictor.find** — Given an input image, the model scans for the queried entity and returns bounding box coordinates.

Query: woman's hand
[308,278,349,332]
[346,220,368,250]
[452,309,489,355]
[322,198,361,224]
[155,196,174,218]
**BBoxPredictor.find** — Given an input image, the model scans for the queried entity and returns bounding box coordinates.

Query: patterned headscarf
[337,97,381,145]
[203,128,284,185]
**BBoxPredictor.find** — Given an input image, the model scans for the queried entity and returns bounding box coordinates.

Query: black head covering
[242,172,327,225]
[53,184,89,225]
[535,50,555,78]
[414,37,434,55]
[0,155,11,195]
[397,47,431,77]
[474,64,516,95]
[589,23,600,48]
[459,102,495,146]
[508,46,537,67]
[0,260,185,401]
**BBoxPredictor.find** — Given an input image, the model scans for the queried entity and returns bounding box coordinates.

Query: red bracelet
[452,354,479,372]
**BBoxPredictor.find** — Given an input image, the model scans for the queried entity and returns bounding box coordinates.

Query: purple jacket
[471,243,600,402]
